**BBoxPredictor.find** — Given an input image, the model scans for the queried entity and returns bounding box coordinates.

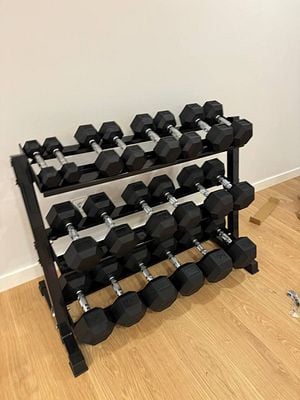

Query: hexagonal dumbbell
[46,201,104,271]
[154,110,203,158]
[203,100,253,147]
[179,103,233,152]
[122,181,177,240]
[99,121,146,171]
[43,137,81,184]
[92,259,146,326]
[74,124,124,176]
[176,226,233,282]
[202,158,255,210]
[60,271,114,345]
[23,140,61,189]
[177,165,233,219]
[130,113,181,163]
[148,174,202,230]
[124,244,178,311]
[83,193,137,257]
[202,218,257,268]
[152,238,204,296]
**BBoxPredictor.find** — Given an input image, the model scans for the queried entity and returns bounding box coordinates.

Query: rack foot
[245,259,259,275]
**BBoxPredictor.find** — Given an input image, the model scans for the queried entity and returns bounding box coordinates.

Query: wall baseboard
[0,167,299,293]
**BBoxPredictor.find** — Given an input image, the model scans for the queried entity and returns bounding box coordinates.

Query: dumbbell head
[109,291,146,326]
[60,272,114,345]
[125,245,178,311]
[179,103,204,128]
[203,217,226,236]
[203,100,223,121]
[148,175,176,199]
[206,124,233,152]
[153,238,204,296]
[202,158,225,186]
[43,137,81,184]
[99,121,146,171]
[75,124,124,176]
[227,237,257,268]
[176,225,203,247]
[146,211,177,240]
[130,113,155,138]
[60,271,91,299]
[122,181,150,206]
[23,140,61,188]
[83,193,136,257]
[92,258,121,284]
[47,201,82,233]
[177,165,205,189]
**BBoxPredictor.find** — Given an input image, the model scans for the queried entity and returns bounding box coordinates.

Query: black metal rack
[11,129,258,377]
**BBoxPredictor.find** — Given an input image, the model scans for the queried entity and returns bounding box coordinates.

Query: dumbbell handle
[166,251,181,269]
[53,148,68,166]
[101,212,115,229]
[217,175,232,190]
[33,151,48,169]
[195,118,211,133]
[109,276,124,296]
[195,182,210,198]
[66,223,80,241]
[192,238,208,256]
[167,125,182,140]
[113,136,127,151]
[89,139,103,154]
[216,115,231,127]
[139,200,153,215]
[164,192,178,207]
[139,262,154,282]
[216,228,232,244]
[77,290,91,312]
[145,128,160,144]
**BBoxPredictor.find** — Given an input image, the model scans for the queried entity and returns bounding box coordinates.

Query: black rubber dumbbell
[148,174,202,230]
[154,110,203,157]
[23,140,61,189]
[202,158,255,210]
[74,124,124,176]
[202,218,257,268]
[203,100,253,147]
[99,121,146,171]
[43,137,81,184]
[122,181,177,240]
[177,165,233,219]
[176,226,233,282]
[83,193,136,257]
[46,202,104,271]
[124,245,178,311]
[152,238,204,296]
[130,113,181,163]
[179,103,233,152]
[92,259,146,326]
[60,272,114,345]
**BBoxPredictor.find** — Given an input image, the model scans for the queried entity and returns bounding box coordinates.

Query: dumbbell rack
[11,126,259,377]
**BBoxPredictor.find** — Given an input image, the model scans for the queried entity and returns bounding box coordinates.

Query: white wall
[0,0,300,289]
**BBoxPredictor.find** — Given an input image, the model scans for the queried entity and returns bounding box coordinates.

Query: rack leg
[245,259,259,275]
[227,148,239,237]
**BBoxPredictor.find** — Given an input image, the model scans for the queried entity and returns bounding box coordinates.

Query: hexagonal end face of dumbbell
[75,124,98,147]
[179,103,204,128]
[83,193,114,220]
[177,165,204,189]
[43,137,62,153]
[39,167,61,188]
[92,260,120,284]
[95,150,124,177]
[99,121,123,144]
[203,218,225,237]
[170,263,204,296]
[231,182,255,210]
[206,124,233,152]
[154,111,176,132]
[202,159,225,186]
[203,100,223,121]
[60,271,91,299]
[204,190,233,219]
[61,163,81,184]
[200,249,232,283]
[46,201,81,233]
[152,237,177,259]
[122,181,150,206]
[173,202,202,230]
[176,225,203,247]
[109,292,146,326]
[179,132,203,158]
[105,224,136,257]
[148,175,175,199]
[122,145,146,171]
[130,114,154,137]
[228,237,257,268]
[64,237,104,271]
[146,211,177,240]
[140,276,178,312]
[125,245,150,272]
[23,140,43,158]
[154,137,181,164]
[232,119,253,147]
[74,308,114,345]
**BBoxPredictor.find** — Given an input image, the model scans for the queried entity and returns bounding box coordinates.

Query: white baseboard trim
[0,167,299,293]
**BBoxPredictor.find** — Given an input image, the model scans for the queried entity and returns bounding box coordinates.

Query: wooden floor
[1,178,300,400]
